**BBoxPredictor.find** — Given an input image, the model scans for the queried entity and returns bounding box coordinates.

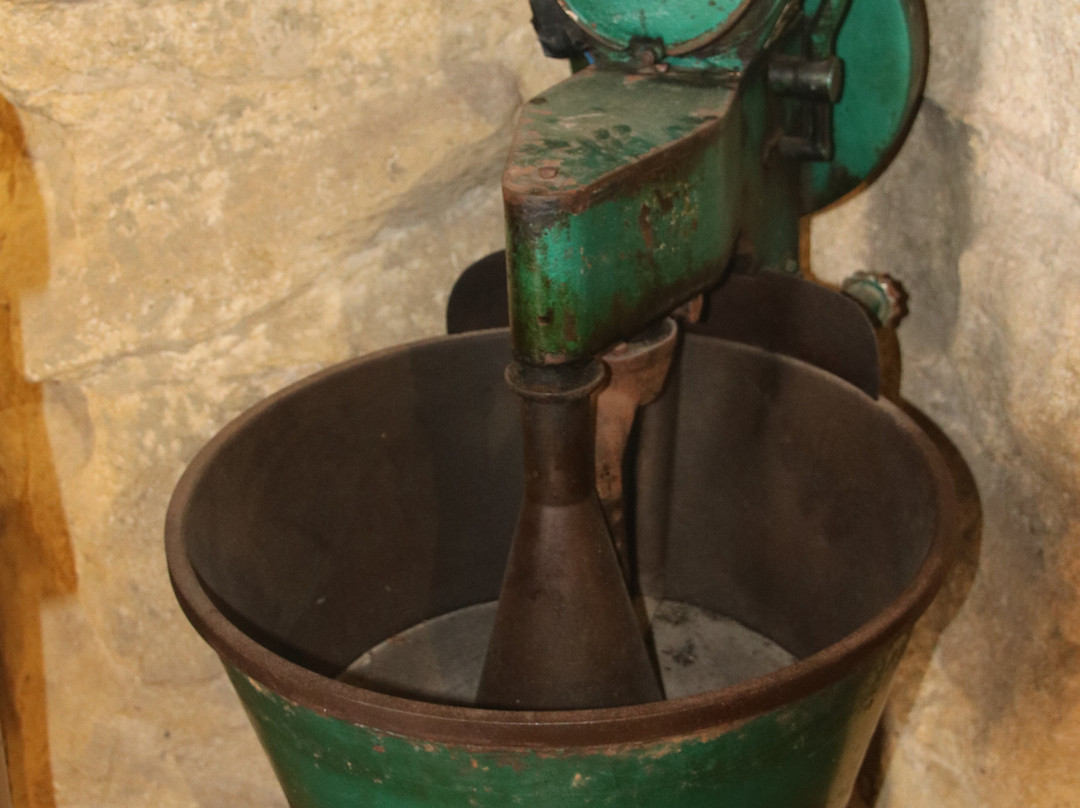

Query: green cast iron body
[227,633,908,808]
[505,0,927,363]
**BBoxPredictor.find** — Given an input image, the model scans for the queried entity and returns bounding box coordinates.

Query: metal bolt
[630,39,665,70]
[841,271,909,328]
[768,55,845,104]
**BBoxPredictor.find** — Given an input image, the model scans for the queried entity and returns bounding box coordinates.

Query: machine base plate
[340,600,796,705]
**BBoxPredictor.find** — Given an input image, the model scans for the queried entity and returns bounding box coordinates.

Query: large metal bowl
[166,330,955,808]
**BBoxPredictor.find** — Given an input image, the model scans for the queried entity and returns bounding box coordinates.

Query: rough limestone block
[0,1,564,805]
[1,0,560,380]
[926,0,1080,191]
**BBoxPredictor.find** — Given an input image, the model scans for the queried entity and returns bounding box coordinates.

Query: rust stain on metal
[561,308,579,346]
[479,360,663,708]
[596,319,679,580]
[502,72,736,225]
[638,203,655,250]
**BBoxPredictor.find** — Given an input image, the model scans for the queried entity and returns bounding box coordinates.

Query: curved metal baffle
[166,330,956,808]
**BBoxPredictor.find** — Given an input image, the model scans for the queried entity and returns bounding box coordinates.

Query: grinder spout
[477,359,664,709]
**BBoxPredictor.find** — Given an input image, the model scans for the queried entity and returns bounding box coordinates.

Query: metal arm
[506,0,927,364]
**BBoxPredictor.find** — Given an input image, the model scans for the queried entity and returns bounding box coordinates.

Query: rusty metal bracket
[595,318,680,582]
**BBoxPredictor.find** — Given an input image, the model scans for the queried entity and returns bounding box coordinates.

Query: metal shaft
[476,360,663,710]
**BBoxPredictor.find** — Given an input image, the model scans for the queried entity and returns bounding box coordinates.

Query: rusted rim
[165,330,957,750]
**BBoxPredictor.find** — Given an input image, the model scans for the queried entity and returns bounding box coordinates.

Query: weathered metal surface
[803,0,928,211]
[767,0,851,162]
[529,0,795,69]
[445,253,880,396]
[558,0,754,55]
[806,0,855,52]
[595,318,679,581]
[504,68,741,364]
[338,598,795,704]
[505,0,927,363]
[163,0,945,798]
[476,359,663,709]
[591,0,799,73]
[227,635,903,808]
[841,271,909,329]
[768,55,845,103]
[690,271,881,397]
[165,330,957,804]
[504,67,810,364]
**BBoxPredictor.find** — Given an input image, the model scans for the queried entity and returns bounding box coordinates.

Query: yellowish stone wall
[0,1,1076,806]
[0,2,562,805]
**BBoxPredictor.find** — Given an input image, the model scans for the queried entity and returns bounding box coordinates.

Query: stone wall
[0,0,1076,806]
[0,2,563,805]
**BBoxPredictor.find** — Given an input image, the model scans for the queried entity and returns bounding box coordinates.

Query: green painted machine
[505,0,924,363]
[485,0,931,712]
[166,1,957,805]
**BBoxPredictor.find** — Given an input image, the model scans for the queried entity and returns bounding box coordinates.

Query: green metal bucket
[165,330,955,807]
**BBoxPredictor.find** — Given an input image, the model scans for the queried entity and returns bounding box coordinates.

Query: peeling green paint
[807,0,925,209]
[504,0,926,361]
[503,70,748,363]
[226,632,908,807]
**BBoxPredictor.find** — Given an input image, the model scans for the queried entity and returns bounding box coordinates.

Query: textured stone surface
[2,1,557,381]
[0,1,562,805]
[0,0,1076,806]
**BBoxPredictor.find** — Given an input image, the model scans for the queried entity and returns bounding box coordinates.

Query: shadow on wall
[852,394,984,808]
[848,1,989,803]
[0,96,76,808]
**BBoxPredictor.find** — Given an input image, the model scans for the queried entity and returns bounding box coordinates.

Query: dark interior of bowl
[178,331,938,682]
